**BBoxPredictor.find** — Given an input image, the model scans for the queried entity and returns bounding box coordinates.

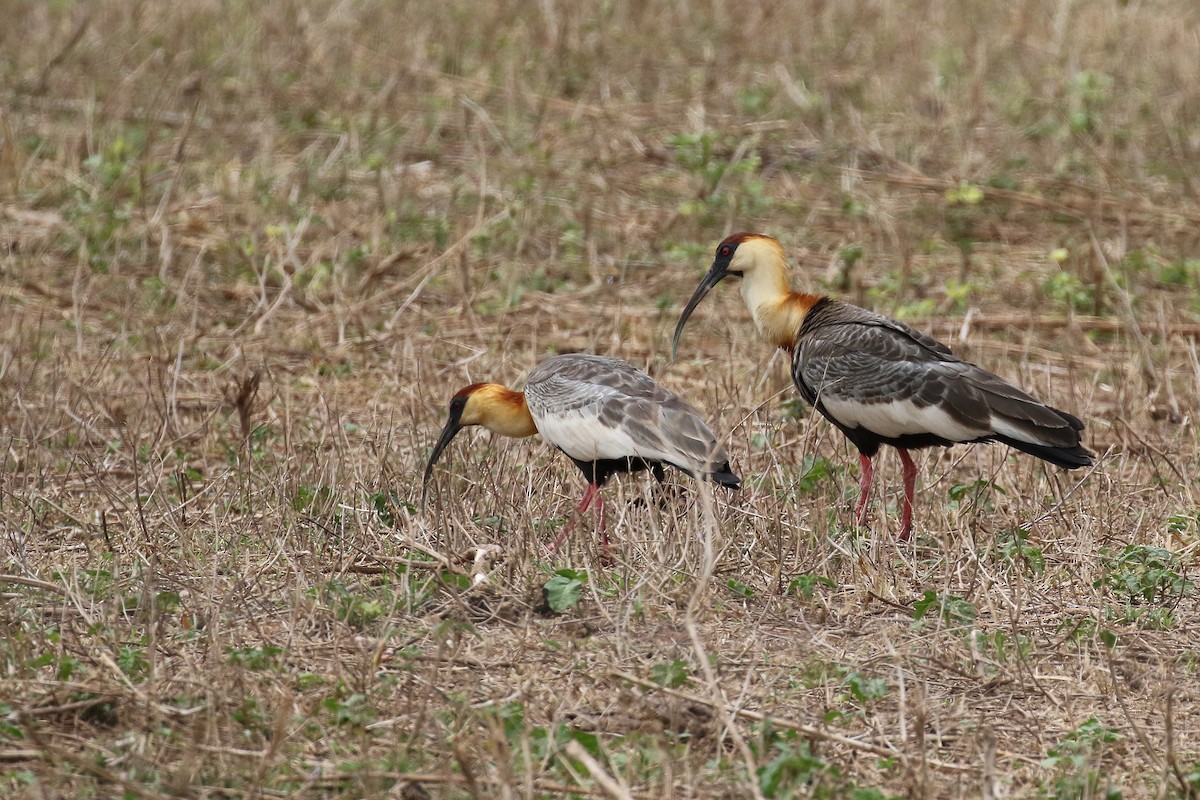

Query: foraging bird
[672,233,1094,540]
[422,353,740,551]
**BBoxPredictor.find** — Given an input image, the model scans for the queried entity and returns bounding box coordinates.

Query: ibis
[672,233,1094,540]
[422,353,740,551]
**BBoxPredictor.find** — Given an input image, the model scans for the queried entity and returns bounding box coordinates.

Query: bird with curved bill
[672,232,1094,541]
[422,353,740,553]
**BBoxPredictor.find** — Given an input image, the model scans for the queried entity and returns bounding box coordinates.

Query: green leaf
[650,659,690,688]
[843,671,889,703]
[945,180,984,205]
[795,456,833,493]
[997,528,1044,575]
[544,574,584,613]
[912,591,976,627]
[787,573,836,600]
[726,578,755,598]
[567,728,602,759]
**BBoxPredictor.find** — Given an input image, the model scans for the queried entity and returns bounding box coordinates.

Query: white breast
[532,407,643,462]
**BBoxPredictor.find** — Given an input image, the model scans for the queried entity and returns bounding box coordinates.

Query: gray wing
[525,354,732,475]
[796,303,1085,449]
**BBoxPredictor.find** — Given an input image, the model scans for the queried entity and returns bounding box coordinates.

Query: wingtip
[710,466,741,490]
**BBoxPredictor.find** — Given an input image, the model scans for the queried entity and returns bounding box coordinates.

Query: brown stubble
[2,0,1200,797]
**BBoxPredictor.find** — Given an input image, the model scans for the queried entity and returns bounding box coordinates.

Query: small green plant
[650,659,690,689]
[973,629,1034,667]
[77,568,114,600]
[1156,258,1200,288]
[317,581,391,628]
[248,424,275,459]
[752,722,898,799]
[738,85,775,115]
[528,720,604,769]
[943,277,973,311]
[726,578,756,599]
[945,180,984,206]
[1166,510,1200,535]
[1066,70,1114,136]
[912,591,976,629]
[227,645,284,671]
[840,242,864,270]
[944,180,986,275]
[757,734,831,798]
[1182,761,1200,796]
[787,574,836,600]
[324,693,375,727]
[501,704,643,779]
[1040,717,1122,799]
[668,132,768,220]
[996,528,1045,575]
[26,633,84,681]
[117,642,149,682]
[794,456,835,494]
[291,484,334,513]
[780,397,808,420]
[1058,617,1118,649]
[232,698,270,737]
[1043,270,1095,313]
[1096,545,1192,607]
[839,669,889,705]
[947,479,1002,513]
[0,704,24,742]
[543,569,586,613]
[370,491,415,528]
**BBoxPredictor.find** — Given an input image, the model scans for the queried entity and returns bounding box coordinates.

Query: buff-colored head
[717,233,788,276]
[421,382,538,509]
[672,233,812,355]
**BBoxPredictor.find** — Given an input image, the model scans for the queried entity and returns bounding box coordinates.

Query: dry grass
[3,1,1200,797]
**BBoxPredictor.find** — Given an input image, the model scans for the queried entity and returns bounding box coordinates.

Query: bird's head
[672,233,789,358]
[421,383,536,508]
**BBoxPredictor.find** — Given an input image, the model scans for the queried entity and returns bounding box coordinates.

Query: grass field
[4,1,1200,797]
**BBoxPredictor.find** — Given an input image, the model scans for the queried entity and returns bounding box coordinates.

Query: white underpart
[989,414,1043,445]
[532,408,670,464]
[821,396,987,441]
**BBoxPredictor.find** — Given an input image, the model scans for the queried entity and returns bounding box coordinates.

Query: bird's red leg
[897,448,917,541]
[550,483,599,551]
[854,453,875,525]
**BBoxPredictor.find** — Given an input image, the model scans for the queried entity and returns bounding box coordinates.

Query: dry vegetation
[5,1,1200,797]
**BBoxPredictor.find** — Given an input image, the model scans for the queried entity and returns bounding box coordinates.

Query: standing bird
[422,353,740,551]
[672,233,1093,540]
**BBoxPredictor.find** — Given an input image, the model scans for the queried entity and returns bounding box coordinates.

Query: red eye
[719,245,731,257]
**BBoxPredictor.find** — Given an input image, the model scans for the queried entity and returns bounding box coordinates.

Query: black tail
[995,435,1095,469]
[667,458,741,489]
[708,462,742,489]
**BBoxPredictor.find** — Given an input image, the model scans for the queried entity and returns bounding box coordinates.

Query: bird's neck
[738,262,822,351]
[482,388,538,438]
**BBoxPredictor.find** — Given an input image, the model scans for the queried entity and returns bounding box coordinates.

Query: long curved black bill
[671,262,731,360]
[421,418,463,512]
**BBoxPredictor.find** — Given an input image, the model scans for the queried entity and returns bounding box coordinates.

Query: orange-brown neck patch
[768,292,823,351]
[755,292,821,351]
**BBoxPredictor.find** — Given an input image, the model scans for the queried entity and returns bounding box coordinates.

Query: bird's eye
[719,245,732,257]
